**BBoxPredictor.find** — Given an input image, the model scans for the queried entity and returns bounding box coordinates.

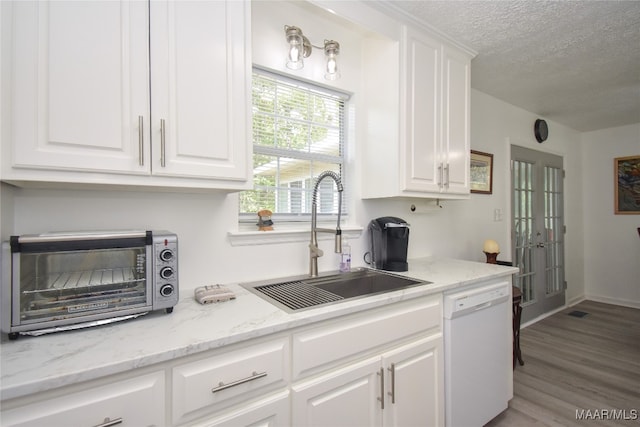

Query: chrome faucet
[309,171,344,277]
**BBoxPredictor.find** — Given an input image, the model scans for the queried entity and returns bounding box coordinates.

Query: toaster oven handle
[93,417,123,427]
[16,231,148,244]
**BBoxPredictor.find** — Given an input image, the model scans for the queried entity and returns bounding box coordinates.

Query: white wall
[465,90,585,305]
[582,123,640,307]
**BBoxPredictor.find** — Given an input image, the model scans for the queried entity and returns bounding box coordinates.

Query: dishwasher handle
[473,301,493,311]
[443,282,510,319]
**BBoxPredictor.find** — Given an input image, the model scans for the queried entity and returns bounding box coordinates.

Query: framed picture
[470,150,493,194]
[614,155,640,214]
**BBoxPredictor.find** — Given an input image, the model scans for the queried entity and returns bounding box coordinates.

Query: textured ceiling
[385,0,640,132]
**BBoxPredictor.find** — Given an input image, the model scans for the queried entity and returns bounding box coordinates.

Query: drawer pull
[388,363,396,404]
[444,163,450,189]
[211,371,267,394]
[93,417,123,427]
[377,367,385,410]
[160,119,166,167]
[138,116,144,166]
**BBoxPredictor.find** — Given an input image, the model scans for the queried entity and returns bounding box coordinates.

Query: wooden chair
[512,286,524,368]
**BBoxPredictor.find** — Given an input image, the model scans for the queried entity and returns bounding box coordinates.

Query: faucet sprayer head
[335,229,342,253]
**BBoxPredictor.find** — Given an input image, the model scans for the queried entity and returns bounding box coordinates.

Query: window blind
[240,69,349,221]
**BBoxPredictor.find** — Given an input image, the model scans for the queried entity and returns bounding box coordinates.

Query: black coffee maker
[367,216,410,272]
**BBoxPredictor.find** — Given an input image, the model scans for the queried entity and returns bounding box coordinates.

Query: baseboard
[521,295,639,329]
[521,304,568,329]
[583,294,640,309]
[567,295,586,307]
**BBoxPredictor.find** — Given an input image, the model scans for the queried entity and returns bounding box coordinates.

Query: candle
[483,239,500,254]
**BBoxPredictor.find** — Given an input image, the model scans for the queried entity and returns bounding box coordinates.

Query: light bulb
[287,45,303,70]
[324,40,340,81]
[285,26,308,70]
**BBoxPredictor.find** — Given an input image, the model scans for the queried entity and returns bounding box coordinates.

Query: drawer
[192,390,290,427]
[292,295,441,379]
[1,371,165,427]
[172,336,289,425]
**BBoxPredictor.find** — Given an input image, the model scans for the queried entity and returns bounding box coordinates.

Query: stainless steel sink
[241,268,429,313]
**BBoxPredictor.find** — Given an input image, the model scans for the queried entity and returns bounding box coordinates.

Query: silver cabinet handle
[138,116,144,166]
[93,417,123,427]
[211,371,267,394]
[160,119,166,167]
[387,363,396,404]
[437,163,443,188]
[377,367,385,410]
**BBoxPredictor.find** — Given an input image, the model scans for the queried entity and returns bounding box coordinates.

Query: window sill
[228,225,364,247]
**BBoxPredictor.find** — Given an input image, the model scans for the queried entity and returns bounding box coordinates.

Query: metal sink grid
[253,280,343,311]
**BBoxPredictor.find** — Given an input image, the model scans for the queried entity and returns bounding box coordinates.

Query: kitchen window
[239,68,349,223]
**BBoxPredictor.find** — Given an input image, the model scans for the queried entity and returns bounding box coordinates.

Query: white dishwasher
[444,281,511,427]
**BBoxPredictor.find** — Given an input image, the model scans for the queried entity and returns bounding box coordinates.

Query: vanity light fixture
[284,25,340,80]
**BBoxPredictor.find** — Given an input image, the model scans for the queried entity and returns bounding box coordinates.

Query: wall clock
[534,119,548,143]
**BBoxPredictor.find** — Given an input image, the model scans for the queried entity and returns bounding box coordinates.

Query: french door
[511,146,565,323]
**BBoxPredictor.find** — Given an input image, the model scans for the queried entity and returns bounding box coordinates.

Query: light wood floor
[485,300,640,427]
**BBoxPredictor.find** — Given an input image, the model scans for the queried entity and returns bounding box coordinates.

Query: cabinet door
[292,357,382,427]
[149,0,250,182]
[9,1,150,174]
[401,26,442,194]
[441,46,470,195]
[0,372,165,427]
[382,335,444,427]
[196,390,290,427]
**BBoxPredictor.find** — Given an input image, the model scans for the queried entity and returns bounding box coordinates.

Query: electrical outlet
[493,208,503,222]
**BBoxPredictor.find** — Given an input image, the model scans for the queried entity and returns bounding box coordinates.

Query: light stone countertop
[0,256,517,401]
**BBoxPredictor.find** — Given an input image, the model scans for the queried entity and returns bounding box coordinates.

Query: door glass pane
[544,166,564,295]
[513,160,536,303]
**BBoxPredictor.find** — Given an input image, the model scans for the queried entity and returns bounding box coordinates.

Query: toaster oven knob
[160,267,174,279]
[160,284,174,297]
[159,249,174,262]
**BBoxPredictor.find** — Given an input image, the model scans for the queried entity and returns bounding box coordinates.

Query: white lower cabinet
[0,296,443,427]
[292,356,382,427]
[291,336,443,427]
[0,371,165,427]
[382,336,444,427]
[291,295,443,427]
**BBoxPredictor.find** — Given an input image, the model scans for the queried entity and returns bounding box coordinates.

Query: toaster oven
[1,230,178,339]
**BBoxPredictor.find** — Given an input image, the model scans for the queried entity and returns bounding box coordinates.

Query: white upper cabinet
[8,1,150,174]
[441,45,471,195]
[363,24,472,199]
[2,0,251,190]
[401,25,471,197]
[149,1,249,181]
[401,28,442,194]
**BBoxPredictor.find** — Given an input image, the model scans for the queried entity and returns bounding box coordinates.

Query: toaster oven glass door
[13,239,151,326]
